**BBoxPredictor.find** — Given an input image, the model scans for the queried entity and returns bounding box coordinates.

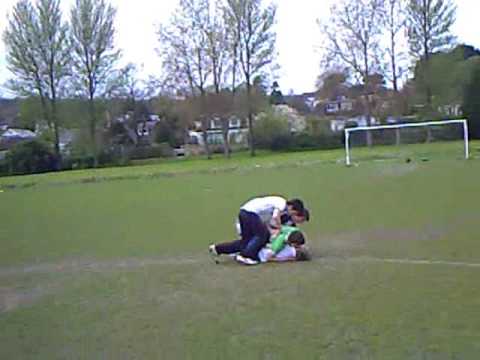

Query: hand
[269,227,280,236]
[264,249,275,261]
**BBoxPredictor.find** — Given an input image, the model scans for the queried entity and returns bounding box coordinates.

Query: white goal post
[344,119,470,166]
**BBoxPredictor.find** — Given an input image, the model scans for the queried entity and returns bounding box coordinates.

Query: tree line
[3,0,278,165]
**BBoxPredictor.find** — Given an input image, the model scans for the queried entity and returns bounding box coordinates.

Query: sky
[0,0,479,97]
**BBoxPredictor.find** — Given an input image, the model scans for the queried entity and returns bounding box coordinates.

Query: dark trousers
[215,210,270,260]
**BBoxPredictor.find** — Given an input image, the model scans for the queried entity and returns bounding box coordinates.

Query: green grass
[1,143,480,359]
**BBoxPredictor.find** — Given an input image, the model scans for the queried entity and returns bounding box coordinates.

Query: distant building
[189,116,248,147]
[323,96,354,115]
[330,116,379,132]
[0,128,37,150]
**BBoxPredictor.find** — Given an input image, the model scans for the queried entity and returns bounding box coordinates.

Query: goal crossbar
[344,119,469,166]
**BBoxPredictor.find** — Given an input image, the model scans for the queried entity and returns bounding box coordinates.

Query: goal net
[344,119,470,166]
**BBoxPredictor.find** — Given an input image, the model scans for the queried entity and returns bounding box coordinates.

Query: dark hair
[295,247,311,261]
[303,208,310,222]
[287,198,305,213]
[287,230,305,246]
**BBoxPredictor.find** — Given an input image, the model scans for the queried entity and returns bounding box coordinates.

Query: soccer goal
[344,119,470,166]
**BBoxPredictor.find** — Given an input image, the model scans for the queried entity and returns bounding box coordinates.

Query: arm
[267,243,299,262]
[269,228,289,253]
[268,226,280,237]
[270,208,282,229]
[268,197,288,229]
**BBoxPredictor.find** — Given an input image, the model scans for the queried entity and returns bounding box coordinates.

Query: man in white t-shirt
[209,195,310,265]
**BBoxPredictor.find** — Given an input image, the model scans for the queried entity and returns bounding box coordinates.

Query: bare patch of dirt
[377,163,419,177]
[0,282,59,313]
[0,256,204,313]
[313,222,452,258]
[0,256,202,278]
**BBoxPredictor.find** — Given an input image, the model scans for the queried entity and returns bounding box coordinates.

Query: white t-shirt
[240,196,287,224]
[258,244,296,263]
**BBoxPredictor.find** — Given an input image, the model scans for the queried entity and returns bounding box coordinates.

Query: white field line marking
[2,255,480,277]
[344,256,480,268]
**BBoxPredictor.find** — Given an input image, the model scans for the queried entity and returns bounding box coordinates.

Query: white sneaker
[209,244,218,256]
[209,244,220,264]
[235,255,259,265]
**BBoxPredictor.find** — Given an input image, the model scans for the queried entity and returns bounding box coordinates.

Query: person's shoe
[209,244,218,256]
[209,244,220,264]
[235,254,259,265]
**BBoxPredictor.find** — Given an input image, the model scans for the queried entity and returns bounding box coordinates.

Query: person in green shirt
[258,226,310,263]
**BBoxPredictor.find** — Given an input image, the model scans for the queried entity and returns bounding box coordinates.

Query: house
[313,94,371,132]
[189,116,248,147]
[58,129,80,154]
[323,96,354,115]
[0,128,37,150]
[438,104,462,117]
[285,92,321,114]
[110,112,162,145]
[188,103,309,151]
[329,115,379,132]
[1,128,36,140]
[137,114,161,137]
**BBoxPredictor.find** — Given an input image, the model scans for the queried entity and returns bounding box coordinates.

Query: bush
[267,132,343,152]
[6,139,58,175]
[154,121,183,147]
[0,159,9,176]
[291,133,343,151]
[270,134,293,151]
[61,155,95,170]
[128,143,173,160]
[61,147,130,170]
[254,110,290,149]
[463,62,480,139]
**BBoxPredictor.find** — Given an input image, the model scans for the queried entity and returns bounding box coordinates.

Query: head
[286,230,306,248]
[295,246,311,261]
[287,198,310,224]
[286,199,304,214]
[291,208,310,224]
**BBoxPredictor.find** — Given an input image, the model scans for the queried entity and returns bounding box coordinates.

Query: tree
[384,0,408,92]
[158,0,213,158]
[320,0,385,146]
[18,97,44,131]
[407,0,457,108]
[204,0,235,157]
[107,64,157,146]
[463,60,480,139]
[412,45,478,120]
[316,69,349,100]
[70,0,120,167]
[224,0,277,156]
[4,0,70,159]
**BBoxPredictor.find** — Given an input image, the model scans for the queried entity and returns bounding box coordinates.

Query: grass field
[1,141,480,359]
